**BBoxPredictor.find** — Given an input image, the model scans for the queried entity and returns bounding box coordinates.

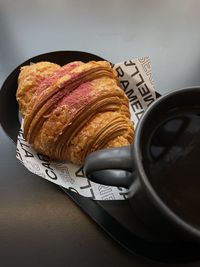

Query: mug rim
[134,86,200,240]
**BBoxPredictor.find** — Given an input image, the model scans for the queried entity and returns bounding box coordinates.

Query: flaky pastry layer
[16,60,134,164]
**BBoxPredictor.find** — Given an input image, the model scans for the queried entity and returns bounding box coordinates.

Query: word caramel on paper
[113,57,156,124]
[16,57,156,200]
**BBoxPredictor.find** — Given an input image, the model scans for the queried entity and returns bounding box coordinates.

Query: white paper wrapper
[16,57,156,200]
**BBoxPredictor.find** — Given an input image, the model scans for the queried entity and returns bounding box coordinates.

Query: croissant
[16,60,134,164]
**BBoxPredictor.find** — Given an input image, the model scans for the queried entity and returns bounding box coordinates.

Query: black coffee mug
[84,87,200,243]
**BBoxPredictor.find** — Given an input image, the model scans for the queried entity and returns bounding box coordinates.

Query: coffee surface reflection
[143,108,200,227]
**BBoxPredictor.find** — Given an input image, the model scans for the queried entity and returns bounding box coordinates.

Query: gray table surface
[0,1,200,266]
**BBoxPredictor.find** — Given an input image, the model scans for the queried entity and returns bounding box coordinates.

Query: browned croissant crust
[16,60,134,164]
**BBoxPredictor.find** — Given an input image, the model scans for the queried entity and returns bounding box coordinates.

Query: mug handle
[84,146,133,188]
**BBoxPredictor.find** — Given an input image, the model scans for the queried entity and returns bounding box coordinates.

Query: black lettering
[89,189,95,199]
[19,140,30,150]
[126,89,137,103]
[42,162,53,170]
[110,63,115,68]
[79,181,95,199]
[75,166,85,177]
[98,185,112,195]
[80,179,92,189]
[17,139,33,158]
[101,194,115,200]
[118,187,129,200]
[131,65,139,77]
[138,84,150,97]
[124,60,136,66]
[116,66,124,77]
[136,74,144,87]
[24,149,34,158]
[131,100,143,112]
[45,169,57,180]
[144,94,155,106]
[18,129,25,140]
[120,80,129,91]
[16,149,23,161]
[135,110,144,120]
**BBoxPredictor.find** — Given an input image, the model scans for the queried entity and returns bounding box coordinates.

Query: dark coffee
[143,108,200,227]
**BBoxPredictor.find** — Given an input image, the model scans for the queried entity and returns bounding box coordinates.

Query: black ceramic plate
[1,51,200,264]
